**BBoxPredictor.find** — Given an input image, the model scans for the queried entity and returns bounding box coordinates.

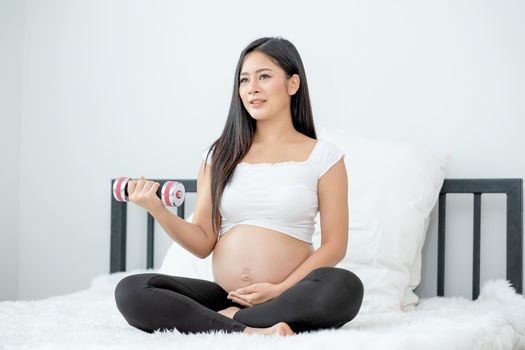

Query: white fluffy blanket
[1,269,524,350]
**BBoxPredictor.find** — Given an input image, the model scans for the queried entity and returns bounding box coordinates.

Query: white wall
[0,0,24,301]
[2,0,523,301]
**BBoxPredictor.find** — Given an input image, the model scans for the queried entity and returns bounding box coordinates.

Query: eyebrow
[240,68,273,76]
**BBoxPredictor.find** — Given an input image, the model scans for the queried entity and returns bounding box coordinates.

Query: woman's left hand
[227,282,282,307]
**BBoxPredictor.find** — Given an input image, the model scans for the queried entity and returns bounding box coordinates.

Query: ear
[287,74,300,96]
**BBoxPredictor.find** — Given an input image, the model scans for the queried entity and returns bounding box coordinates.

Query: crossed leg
[114,267,363,335]
[226,267,363,333]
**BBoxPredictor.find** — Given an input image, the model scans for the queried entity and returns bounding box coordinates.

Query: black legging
[114,267,364,334]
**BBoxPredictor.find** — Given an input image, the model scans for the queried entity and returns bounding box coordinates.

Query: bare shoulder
[293,134,317,149]
[296,134,316,144]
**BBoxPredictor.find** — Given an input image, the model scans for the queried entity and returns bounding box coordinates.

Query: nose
[247,78,260,95]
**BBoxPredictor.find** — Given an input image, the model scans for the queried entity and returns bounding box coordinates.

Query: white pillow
[158,213,214,280]
[316,125,450,313]
[160,127,450,314]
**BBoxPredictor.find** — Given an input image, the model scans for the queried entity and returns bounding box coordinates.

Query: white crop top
[201,140,345,244]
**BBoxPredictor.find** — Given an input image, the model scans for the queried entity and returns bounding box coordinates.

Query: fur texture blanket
[1,269,524,350]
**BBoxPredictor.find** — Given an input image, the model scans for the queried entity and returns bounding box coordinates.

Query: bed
[1,131,524,350]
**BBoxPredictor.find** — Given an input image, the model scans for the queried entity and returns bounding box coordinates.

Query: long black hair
[204,36,317,235]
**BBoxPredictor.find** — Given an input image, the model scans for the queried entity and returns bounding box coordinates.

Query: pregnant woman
[114,36,364,336]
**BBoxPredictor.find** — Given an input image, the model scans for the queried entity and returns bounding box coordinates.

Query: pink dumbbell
[113,177,185,207]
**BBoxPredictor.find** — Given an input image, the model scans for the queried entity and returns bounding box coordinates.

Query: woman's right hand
[127,176,165,215]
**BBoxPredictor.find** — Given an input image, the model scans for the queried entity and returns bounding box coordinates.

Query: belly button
[240,272,252,281]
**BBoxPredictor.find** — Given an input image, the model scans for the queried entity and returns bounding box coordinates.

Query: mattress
[1,269,524,350]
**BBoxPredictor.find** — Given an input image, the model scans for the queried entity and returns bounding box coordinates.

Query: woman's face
[238,51,299,121]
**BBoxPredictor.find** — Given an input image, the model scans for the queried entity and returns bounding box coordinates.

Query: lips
[250,99,266,105]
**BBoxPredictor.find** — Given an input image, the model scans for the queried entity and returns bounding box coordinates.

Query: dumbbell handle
[113,177,185,207]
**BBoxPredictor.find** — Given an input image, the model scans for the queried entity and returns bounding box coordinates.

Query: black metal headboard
[437,179,522,298]
[110,178,523,299]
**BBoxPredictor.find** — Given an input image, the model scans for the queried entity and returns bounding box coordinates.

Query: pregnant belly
[212,225,314,293]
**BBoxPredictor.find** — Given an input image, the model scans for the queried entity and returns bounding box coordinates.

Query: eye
[239,74,271,84]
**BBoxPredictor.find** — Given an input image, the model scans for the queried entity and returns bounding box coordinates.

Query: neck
[252,112,297,144]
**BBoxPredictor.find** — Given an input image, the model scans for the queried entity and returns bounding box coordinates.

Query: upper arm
[191,160,217,251]
[318,157,348,257]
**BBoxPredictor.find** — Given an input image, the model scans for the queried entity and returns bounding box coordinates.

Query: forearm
[150,207,214,259]
[277,243,346,293]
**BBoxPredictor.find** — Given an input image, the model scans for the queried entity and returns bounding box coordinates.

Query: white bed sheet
[1,269,524,350]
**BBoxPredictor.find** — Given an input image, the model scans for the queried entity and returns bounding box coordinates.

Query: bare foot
[217,306,240,319]
[243,322,295,336]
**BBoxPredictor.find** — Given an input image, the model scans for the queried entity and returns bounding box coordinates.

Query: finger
[228,292,248,302]
[236,286,254,294]
[229,292,253,304]
[229,296,252,307]
[148,182,160,195]
[228,291,241,298]
[142,180,153,192]
[127,180,137,197]
[135,177,145,192]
